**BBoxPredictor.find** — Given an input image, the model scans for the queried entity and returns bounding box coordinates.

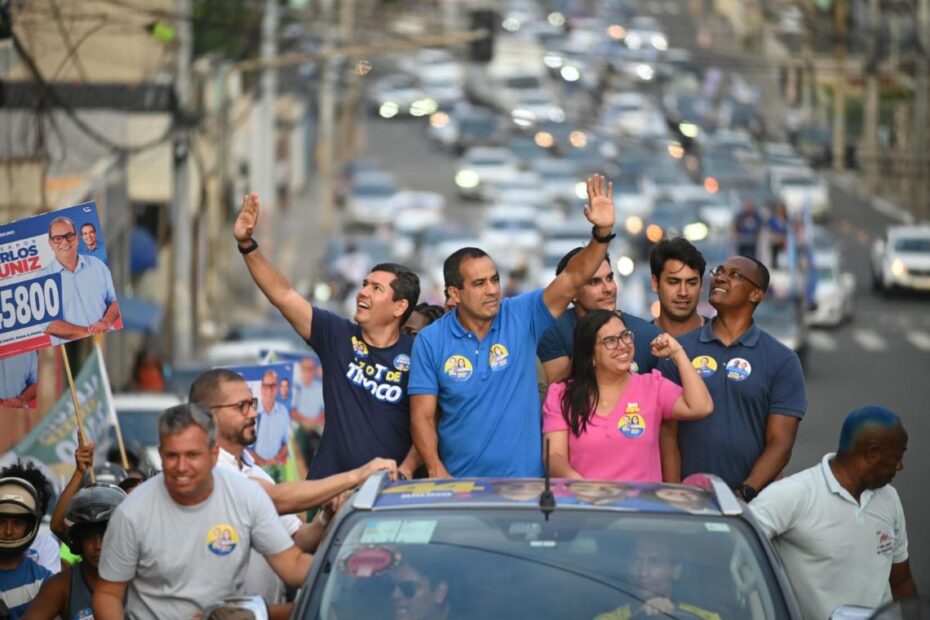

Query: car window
[893,237,930,252]
[299,510,789,620]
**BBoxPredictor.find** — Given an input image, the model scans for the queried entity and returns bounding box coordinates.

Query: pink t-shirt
[542,370,683,482]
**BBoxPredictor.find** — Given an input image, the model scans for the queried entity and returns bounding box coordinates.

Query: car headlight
[679,122,700,138]
[891,259,908,277]
[574,181,588,199]
[455,169,481,189]
[635,64,654,81]
[560,66,581,82]
[625,216,643,235]
[379,101,399,118]
[617,256,635,276]
[651,34,668,51]
[683,222,709,241]
[626,33,642,49]
[409,98,438,117]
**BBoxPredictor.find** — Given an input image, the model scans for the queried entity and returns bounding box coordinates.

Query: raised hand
[234,193,261,244]
[583,174,615,231]
[74,442,95,474]
[649,333,684,359]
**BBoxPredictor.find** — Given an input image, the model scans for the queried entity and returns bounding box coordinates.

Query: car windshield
[300,509,789,620]
[894,237,930,252]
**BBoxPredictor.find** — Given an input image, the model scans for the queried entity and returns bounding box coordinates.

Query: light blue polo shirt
[409,289,556,477]
[659,319,806,488]
[252,400,290,460]
[0,351,37,400]
[43,255,117,345]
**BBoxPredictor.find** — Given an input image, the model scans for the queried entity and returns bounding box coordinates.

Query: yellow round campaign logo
[206,524,240,556]
[489,343,510,371]
[443,355,473,381]
[351,336,369,358]
[692,355,717,378]
[618,403,646,438]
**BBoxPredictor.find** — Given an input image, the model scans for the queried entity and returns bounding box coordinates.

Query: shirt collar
[820,452,874,507]
[49,254,89,273]
[217,447,246,473]
[449,306,501,339]
[698,318,761,347]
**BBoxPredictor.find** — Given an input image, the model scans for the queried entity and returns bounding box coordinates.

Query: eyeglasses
[50,232,77,245]
[209,398,257,414]
[261,382,278,388]
[710,265,764,290]
[597,330,634,350]
[393,580,421,599]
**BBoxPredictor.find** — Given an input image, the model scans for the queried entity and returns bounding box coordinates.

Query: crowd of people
[0,177,919,618]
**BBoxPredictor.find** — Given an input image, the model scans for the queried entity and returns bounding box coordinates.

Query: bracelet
[591,226,616,244]
[237,238,259,255]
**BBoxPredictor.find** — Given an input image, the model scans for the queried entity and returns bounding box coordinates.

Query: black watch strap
[238,238,259,255]
[592,226,616,244]
[737,484,758,502]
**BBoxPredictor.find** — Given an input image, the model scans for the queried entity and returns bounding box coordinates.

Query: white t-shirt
[750,453,908,620]
[26,531,61,574]
[99,467,294,620]
[216,448,302,606]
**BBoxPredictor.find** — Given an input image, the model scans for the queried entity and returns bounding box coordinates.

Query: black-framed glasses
[261,382,278,388]
[597,330,634,350]
[50,232,77,245]
[209,398,257,414]
[393,580,421,599]
[710,265,764,290]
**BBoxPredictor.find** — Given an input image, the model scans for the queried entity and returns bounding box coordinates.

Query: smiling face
[593,316,634,376]
[49,220,79,268]
[708,256,764,311]
[81,224,98,250]
[356,270,407,328]
[158,425,218,506]
[575,260,618,314]
[652,259,702,322]
[449,256,501,323]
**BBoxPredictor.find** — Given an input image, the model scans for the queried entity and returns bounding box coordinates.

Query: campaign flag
[222,362,295,466]
[11,344,115,479]
[0,202,122,360]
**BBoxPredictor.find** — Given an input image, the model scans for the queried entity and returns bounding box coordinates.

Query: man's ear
[393,298,410,320]
[750,288,765,304]
[650,275,659,294]
[447,286,461,305]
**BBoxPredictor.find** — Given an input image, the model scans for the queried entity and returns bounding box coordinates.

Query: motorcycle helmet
[65,484,127,555]
[0,477,42,557]
[82,462,128,487]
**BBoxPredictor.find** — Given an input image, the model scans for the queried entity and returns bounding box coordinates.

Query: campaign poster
[261,349,325,428]
[0,202,121,359]
[223,362,295,466]
[0,351,39,408]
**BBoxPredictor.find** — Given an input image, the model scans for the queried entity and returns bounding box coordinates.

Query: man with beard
[751,406,918,619]
[234,193,422,480]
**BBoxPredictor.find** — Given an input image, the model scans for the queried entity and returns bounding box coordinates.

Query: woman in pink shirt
[543,310,712,482]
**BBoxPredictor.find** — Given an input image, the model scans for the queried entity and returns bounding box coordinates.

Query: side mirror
[203,596,269,620]
[829,605,873,620]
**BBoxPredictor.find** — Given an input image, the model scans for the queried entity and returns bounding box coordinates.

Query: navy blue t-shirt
[306,308,414,479]
[659,320,806,488]
[537,309,661,374]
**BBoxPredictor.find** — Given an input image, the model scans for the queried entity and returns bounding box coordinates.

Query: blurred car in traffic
[807,254,856,327]
[870,225,930,294]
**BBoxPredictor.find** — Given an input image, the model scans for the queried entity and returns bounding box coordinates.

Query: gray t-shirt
[99,467,294,620]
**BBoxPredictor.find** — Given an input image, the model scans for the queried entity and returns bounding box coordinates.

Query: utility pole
[913,0,930,218]
[831,0,847,172]
[254,0,278,211]
[861,0,881,193]
[171,0,194,363]
[317,0,337,236]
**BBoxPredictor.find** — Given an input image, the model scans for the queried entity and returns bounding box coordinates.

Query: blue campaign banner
[0,201,121,359]
[222,362,295,465]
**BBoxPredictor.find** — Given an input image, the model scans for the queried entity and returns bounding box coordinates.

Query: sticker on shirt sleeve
[692,355,717,378]
[206,524,239,556]
[725,358,752,381]
[876,530,894,555]
[351,336,369,358]
[618,406,646,439]
[489,343,510,371]
[393,354,411,372]
[443,355,473,381]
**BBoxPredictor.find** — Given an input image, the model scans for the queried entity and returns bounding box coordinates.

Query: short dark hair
[741,255,770,291]
[0,460,54,515]
[370,263,420,324]
[555,247,611,276]
[443,247,490,289]
[80,223,96,232]
[649,238,706,279]
[413,303,444,325]
[189,369,246,409]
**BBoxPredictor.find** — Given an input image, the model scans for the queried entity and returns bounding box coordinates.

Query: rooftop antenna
[539,439,556,521]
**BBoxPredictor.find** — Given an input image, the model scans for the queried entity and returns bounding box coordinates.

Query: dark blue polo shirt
[537,309,661,373]
[306,308,414,479]
[659,320,806,488]
[408,290,555,476]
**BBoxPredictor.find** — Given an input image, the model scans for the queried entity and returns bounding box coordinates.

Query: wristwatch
[735,483,758,502]
[591,226,616,244]
[237,238,259,255]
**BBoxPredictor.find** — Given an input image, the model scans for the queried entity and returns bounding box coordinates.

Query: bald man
[751,406,918,619]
